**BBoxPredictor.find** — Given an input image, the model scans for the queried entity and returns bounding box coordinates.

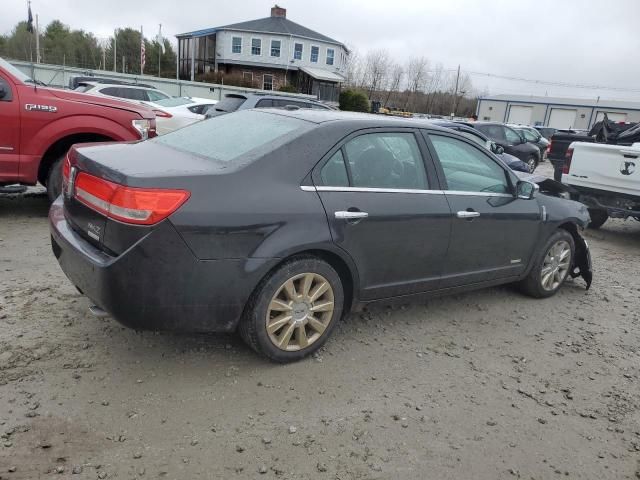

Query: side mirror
[0,85,6,99]
[491,142,504,155]
[516,180,538,200]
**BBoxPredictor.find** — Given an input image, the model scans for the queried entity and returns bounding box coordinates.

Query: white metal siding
[507,105,533,125]
[595,111,628,123]
[548,108,577,129]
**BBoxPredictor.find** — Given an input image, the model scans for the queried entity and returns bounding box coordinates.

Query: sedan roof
[260,108,454,131]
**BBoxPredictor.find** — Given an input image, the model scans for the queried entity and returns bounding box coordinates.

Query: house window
[270,40,281,57]
[294,43,303,60]
[310,46,319,63]
[251,38,261,55]
[232,37,242,54]
[263,74,273,91]
[326,48,334,65]
[242,71,253,81]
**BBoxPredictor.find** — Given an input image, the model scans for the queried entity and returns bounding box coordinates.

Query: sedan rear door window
[476,124,506,142]
[504,127,523,145]
[429,135,510,194]
[320,150,349,187]
[343,133,428,190]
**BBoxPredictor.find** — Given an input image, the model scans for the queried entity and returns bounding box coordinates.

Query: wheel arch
[245,246,360,323]
[557,221,580,243]
[38,133,115,185]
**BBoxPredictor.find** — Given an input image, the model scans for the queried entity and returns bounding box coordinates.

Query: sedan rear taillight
[74,172,190,225]
[563,147,574,175]
[152,109,173,118]
[62,149,77,197]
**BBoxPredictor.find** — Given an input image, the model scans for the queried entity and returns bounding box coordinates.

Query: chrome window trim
[301,185,514,198]
[445,190,513,198]
[301,186,444,195]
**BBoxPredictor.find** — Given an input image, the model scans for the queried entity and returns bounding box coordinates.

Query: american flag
[140,26,145,74]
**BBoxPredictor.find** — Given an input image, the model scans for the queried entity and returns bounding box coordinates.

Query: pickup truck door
[0,74,20,182]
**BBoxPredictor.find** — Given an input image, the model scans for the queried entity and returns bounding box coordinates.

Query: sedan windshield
[153,110,312,164]
[0,57,34,84]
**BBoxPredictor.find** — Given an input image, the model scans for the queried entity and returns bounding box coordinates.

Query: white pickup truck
[562,142,640,228]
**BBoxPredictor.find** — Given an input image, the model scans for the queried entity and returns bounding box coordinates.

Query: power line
[422,67,640,94]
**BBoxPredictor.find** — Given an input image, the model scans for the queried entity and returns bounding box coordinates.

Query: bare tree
[344,47,365,89]
[383,62,404,107]
[403,56,429,109]
[363,48,390,100]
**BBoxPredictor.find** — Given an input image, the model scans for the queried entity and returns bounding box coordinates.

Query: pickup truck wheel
[239,256,344,363]
[587,209,608,229]
[527,156,538,173]
[519,229,575,299]
[46,157,63,202]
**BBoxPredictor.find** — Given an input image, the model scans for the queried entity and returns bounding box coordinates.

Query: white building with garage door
[476,94,640,129]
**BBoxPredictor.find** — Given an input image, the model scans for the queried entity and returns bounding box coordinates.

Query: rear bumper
[564,183,640,218]
[49,198,270,333]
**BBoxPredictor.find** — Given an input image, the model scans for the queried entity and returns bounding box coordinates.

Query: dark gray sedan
[50,110,593,363]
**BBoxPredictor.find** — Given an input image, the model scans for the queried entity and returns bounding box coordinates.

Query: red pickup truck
[0,57,156,201]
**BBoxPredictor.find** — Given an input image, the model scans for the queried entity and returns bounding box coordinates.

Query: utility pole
[113,29,117,72]
[158,24,162,78]
[35,14,40,64]
[451,64,460,118]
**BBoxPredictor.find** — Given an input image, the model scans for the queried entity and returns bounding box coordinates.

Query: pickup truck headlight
[132,119,151,140]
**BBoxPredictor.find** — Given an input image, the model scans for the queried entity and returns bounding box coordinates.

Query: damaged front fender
[571,233,593,290]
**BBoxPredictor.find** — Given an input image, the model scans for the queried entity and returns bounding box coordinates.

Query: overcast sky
[4,0,640,101]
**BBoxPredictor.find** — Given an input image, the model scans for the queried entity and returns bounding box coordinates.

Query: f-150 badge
[25,104,57,113]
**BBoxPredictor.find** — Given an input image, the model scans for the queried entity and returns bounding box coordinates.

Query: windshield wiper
[24,79,47,86]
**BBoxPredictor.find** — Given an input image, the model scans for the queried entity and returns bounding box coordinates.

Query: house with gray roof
[176,5,348,101]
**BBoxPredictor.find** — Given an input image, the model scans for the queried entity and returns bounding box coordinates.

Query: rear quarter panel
[170,123,353,261]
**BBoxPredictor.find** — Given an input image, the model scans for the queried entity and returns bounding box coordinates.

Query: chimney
[271,5,286,18]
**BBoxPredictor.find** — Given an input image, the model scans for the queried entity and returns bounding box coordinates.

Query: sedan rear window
[212,95,247,113]
[153,110,311,163]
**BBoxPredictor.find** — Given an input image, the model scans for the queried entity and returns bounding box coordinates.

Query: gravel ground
[1,165,640,479]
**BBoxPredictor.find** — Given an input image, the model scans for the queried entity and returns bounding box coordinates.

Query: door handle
[620,150,639,159]
[456,210,480,219]
[335,211,369,220]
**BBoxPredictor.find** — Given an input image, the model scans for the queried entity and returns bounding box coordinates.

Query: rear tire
[239,256,344,363]
[46,157,64,203]
[519,229,575,299]
[587,209,608,229]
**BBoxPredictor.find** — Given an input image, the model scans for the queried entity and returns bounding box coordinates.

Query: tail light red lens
[152,109,173,118]
[62,155,71,183]
[74,172,190,225]
[563,147,573,174]
[61,150,75,196]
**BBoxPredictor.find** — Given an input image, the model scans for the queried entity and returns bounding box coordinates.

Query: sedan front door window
[428,134,541,286]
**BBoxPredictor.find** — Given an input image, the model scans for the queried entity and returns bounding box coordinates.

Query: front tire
[519,230,575,298]
[527,155,538,173]
[587,208,608,229]
[239,257,344,363]
[46,157,64,203]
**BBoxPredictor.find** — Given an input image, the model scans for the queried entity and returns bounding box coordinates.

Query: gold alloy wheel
[540,240,572,291]
[265,272,335,352]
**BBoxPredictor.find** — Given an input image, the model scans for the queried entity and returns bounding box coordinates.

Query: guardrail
[8,60,315,101]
